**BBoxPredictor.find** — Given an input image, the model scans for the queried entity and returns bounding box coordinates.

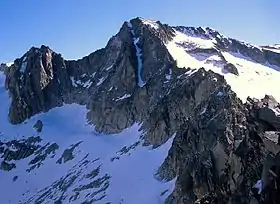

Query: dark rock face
[5,45,71,124]
[258,107,280,130]
[0,63,7,71]
[160,92,280,203]
[0,161,16,171]
[175,26,212,40]
[142,69,228,147]
[56,142,81,164]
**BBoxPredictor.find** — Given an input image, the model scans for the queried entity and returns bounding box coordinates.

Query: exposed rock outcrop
[160,91,280,204]
[33,120,43,132]
[224,63,239,75]
[5,46,71,124]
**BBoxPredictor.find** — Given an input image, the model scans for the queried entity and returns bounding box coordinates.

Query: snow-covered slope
[0,69,175,203]
[165,28,280,102]
[261,44,280,53]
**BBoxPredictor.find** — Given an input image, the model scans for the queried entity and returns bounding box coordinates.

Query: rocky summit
[1,17,280,204]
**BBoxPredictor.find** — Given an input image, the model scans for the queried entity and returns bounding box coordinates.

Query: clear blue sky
[0,0,279,63]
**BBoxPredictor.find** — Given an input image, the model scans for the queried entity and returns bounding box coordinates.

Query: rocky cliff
[1,17,280,204]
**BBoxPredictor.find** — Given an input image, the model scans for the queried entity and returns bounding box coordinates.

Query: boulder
[224,62,239,75]
[33,120,43,132]
[0,161,16,171]
[262,131,280,155]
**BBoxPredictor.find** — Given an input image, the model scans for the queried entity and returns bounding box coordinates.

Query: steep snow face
[173,29,216,50]
[0,70,175,204]
[165,29,280,102]
[220,52,280,102]
[165,30,207,68]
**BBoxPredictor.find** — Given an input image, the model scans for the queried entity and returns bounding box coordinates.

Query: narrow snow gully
[127,21,145,87]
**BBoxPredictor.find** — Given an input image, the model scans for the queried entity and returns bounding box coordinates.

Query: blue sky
[0,0,279,62]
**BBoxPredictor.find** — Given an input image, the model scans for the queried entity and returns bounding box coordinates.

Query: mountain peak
[1,17,280,204]
[137,17,160,28]
[27,44,54,55]
[126,17,163,31]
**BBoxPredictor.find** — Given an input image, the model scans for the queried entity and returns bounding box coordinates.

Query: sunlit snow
[96,76,106,86]
[115,94,131,101]
[166,29,280,103]
[140,18,159,29]
[5,62,14,67]
[0,70,175,204]
[262,47,280,54]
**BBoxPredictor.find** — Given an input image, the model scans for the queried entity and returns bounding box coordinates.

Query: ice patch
[216,91,224,97]
[96,77,106,86]
[70,77,78,87]
[253,180,263,194]
[127,21,132,28]
[75,79,82,85]
[200,107,207,115]
[106,64,114,71]
[165,69,172,81]
[127,21,146,87]
[91,72,96,78]
[115,94,131,101]
[70,73,94,88]
[19,56,28,73]
[272,108,280,116]
[83,80,93,88]
[20,62,27,73]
